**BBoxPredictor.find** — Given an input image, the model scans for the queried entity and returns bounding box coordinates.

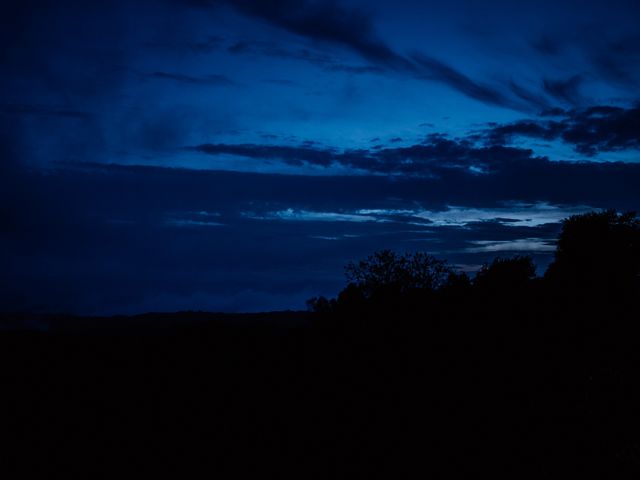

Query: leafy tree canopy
[344,250,451,298]
[474,255,537,290]
[547,210,640,287]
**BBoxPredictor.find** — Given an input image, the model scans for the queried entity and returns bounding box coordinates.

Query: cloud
[146,71,237,86]
[465,238,556,253]
[531,35,562,56]
[188,136,544,176]
[241,202,593,229]
[212,0,411,69]
[186,0,547,111]
[482,120,562,145]
[188,128,640,184]
[226,38,384,74]
[263,78,300,87]
[508,81,552,111]
[325,64,384,74]
[1,104,91,119]
[164,210,225,227]
[56,156,640,218]
[244,208,383,223]
[561,105,640,154]
[415,203,592,228]
[228,39,330,63]
[532,31,640,90]
[165,218,225,227]
[412,54,515,109]
[143,35,224,54]
[542,75,583,106]
[3,158,638,313]
[483,104,640,155]
[187,143,336,167]
[587,33,640,88]
[182,132,640,216]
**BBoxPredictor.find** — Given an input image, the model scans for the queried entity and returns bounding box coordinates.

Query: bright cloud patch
[165,219,225,227]
[415,202,594,227]
[247,202,593,228]
[465,238,556,253]
[165,210,225,227]
[245,208,385,223]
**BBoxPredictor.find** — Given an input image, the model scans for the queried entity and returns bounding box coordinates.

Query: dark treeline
[2,210,640,477]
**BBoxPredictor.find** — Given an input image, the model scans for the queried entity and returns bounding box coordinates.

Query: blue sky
[2,0,639,313]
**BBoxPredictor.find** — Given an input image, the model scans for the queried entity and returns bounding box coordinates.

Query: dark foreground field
[2,211,639,478]
[1,303,639,478]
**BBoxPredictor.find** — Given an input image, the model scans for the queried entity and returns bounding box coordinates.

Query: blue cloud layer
[2,0,639,313]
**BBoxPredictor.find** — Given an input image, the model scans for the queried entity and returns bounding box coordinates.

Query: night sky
[2,0,639,314]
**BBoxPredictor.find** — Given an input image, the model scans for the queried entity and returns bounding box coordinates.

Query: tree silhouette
[305,295,334,314]
[545,210,640,294]
[344,249,451,299]
[474,255,537,291]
